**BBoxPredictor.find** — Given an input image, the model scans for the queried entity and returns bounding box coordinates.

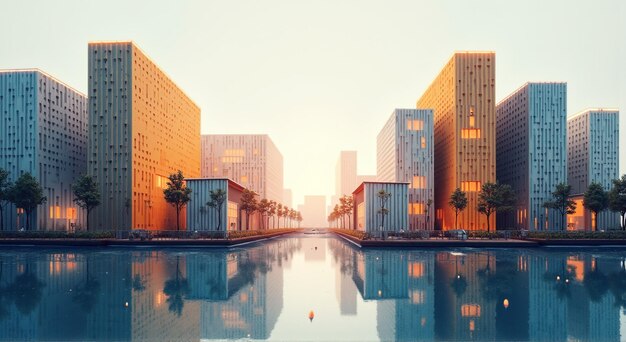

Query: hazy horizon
[1,0,624,208]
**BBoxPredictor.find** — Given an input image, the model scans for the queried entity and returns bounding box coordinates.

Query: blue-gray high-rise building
[496,83,567,230]
[0,70,88,231]
[567,109,620,230]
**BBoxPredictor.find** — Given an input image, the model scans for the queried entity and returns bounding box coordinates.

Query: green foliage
[9,173,46,230]
[608,175,626,230]
[544,183,577,231]
[331,228,370,240]
[240,189,258,230]
[583,182,609,230]
[207,188,227,231]
[163,171,192,231]
[73,175,101,231]
[0,168,13,231]
[477,182,515,232]
[449,188,468,229]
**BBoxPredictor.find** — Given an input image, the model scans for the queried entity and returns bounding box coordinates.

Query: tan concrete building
[88,41,201,231]
[201,134,283,203]
[417,52,496,231]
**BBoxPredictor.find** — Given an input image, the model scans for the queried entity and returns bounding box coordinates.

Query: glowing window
[409,262,424,278]
[461,181,481,192]
[461,128,481,139]
[411,290,425,304]
[55,206,61,219]
[66,208,77,220]
[409,203,425,215]
[461,304,481,317]
[412,176,426,189]
[49,207,54,218]
[227,201,238,231]
[357,202,366,231]
[469,116,475,127]
[240,175,248,184]
[407,119,424,131]
[421,136,426,149]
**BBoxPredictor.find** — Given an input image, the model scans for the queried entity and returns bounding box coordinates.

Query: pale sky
[1,0,624,208]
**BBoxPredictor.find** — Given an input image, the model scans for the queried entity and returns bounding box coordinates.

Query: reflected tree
[477,259,517,302]
[164,256,190,317]
[72,257,101,313]
[132,274,146,292]
[7,267,45,315]
[608,268,626,309]
[583,268,609,302]
[450,257,467,297]
[543,264,575,300]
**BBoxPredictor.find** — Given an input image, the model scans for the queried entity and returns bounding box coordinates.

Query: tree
[448,188,468,230]
[268,201,277,229]
[290,209,297,228]
[257,199,271,230]
[424,198,433,230]
[206,188,227,231]
[333,204,342,228]
[543,183,577,231]
[377,189,391,230]
[0,169,12,231]
[72,257,101,313]
[9,173,46,230]
[476,182,515,233]
[72,175,101,231]
[340,195,354,229]
[296,211,303,228]
[163,170,192,231]
[609,175,626,230]
[583,182,609,231]
[240,189,258,230]
[276,204,283,228]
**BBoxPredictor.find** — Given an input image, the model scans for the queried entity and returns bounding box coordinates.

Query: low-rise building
[185,178,259,232]
[352,182,409,234]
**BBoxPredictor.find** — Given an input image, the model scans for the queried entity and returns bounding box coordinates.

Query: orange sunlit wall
[88,42,201,231]
[417,52,496,231]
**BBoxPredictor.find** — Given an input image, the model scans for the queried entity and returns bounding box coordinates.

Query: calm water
[0,234,625,342]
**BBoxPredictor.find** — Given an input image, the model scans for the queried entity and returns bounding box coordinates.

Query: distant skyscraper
[298,195,326,227]
[0,69,87,231]
[201,134,283,203]
[496,83,567,231]
[283,188,292,208]
[356,174,377,184]
[336,151,357,198]
[377,108,434,230]
[88,41,201,231]
[417,52,496,231]
[567,109,620,230]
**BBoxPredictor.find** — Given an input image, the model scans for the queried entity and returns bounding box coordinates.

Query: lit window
[409,203,425,215]
[461,128,481,139]
[461,304,481,317]
[409,262,424,278]
[411,176,426,189]
[469,116,475,127]
[240,175,248,184]
[407,119,424,131]
[461,181,481,192]
[55,206,61,219]
[421,136,426,149]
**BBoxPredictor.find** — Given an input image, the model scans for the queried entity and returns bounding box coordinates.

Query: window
[421,136,426,149]
[407,119,424,131]
[409,262,425,278]
[412,176,426,189]
[461,304,481,317]
[461,181,481,192]
[469,116,475,127]
[461,128,481,139]
[357,202,365,230]
[240,175,248,184]
[227,201,238,231]
[409,202,425,215]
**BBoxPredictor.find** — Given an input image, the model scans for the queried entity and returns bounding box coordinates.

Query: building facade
[185,178,259,231]
[336,151,358,198]
[496,83,567,230]
[377,108,434,230]
[298,195,326,228]
[416,52,496,231]
[88,41,201,231]
[567,109,620,230]
[201,134,283,203]
[353,182,409,234]
[0,69,88,231]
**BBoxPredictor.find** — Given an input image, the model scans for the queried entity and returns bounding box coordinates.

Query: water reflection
[0,236,624,341]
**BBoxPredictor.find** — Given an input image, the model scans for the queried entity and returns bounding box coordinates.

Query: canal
[0,233,624,341]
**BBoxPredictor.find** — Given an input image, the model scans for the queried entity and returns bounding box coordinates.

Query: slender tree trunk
[562,212,566,232]
[486,213,490,233]
[176,207,180,231]
[26,210,30,231]
[594,211,598,231]
[86,209,90,232]
[455,210,458,230]
[0,206,3,231]
[217,206,222,231]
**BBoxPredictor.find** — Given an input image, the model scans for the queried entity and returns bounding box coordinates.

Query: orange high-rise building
[417,52,496,231]
[88,41,201,231]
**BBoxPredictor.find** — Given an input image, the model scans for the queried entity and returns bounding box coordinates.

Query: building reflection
[0,239,625,341]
